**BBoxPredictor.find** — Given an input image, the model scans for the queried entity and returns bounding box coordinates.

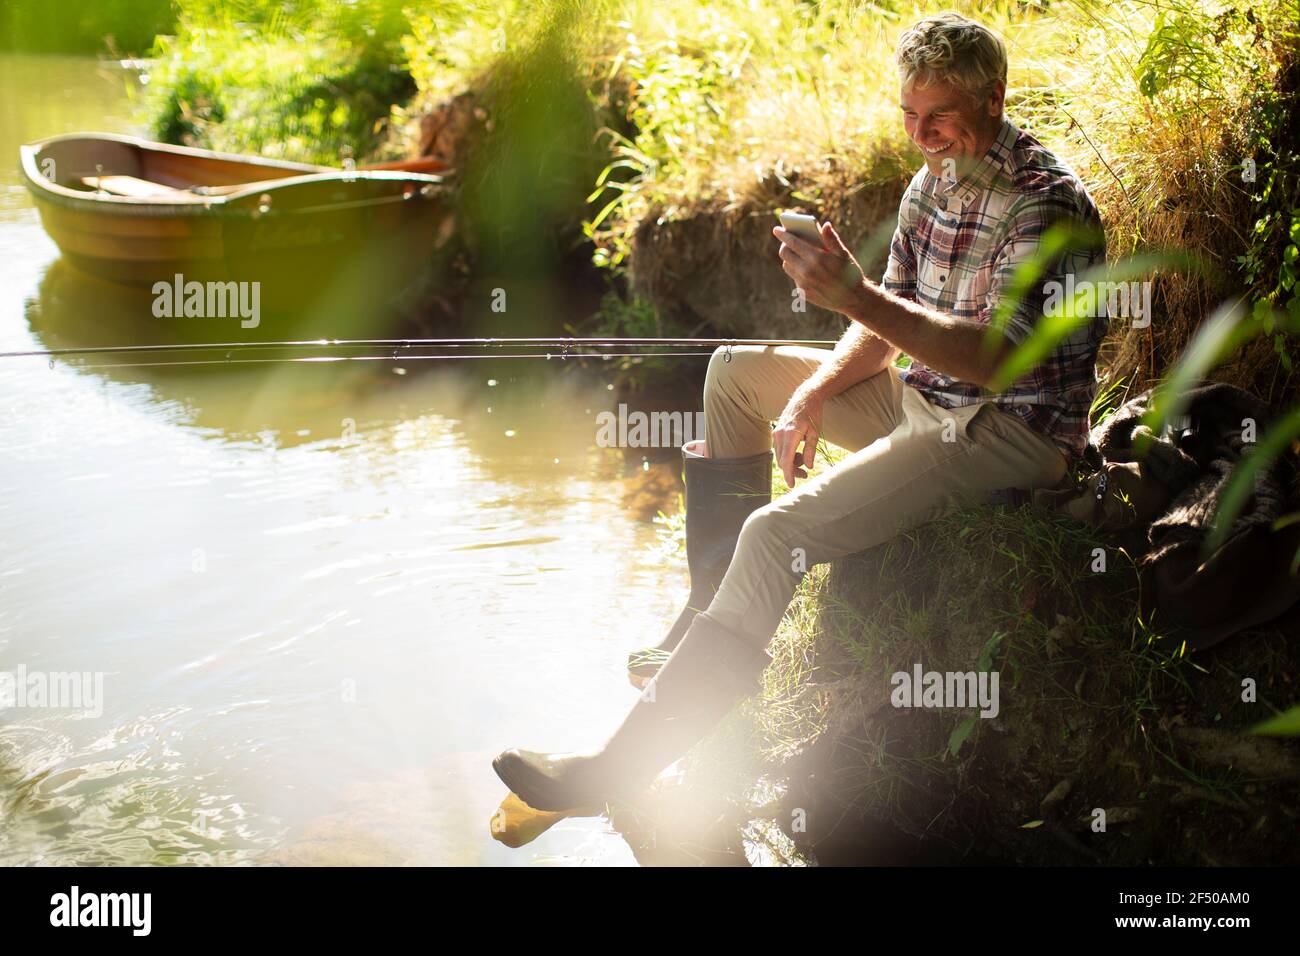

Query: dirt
[628,172,908,341]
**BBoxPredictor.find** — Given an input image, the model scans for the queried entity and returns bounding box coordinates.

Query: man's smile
[922,141,955,154]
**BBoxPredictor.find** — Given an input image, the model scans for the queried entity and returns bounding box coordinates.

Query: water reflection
[3,291,684,865]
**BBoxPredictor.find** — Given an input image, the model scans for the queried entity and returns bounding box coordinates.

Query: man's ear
[986,80,1006,119]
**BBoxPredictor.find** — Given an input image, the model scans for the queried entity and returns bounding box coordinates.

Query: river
[0,52,700,866]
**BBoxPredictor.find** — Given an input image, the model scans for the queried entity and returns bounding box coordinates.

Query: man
[494,13,1107,811]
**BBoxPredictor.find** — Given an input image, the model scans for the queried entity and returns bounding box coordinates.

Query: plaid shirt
[882,117,1107,462]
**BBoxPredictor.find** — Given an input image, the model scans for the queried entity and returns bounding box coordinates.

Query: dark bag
[1044,383,1300,649]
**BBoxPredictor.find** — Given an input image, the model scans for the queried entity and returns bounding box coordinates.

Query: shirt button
[939,274,947,282]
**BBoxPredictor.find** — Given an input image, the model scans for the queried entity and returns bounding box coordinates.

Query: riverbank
[658,503,1300,866]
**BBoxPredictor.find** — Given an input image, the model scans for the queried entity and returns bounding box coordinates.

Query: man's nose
[915,117,932,141]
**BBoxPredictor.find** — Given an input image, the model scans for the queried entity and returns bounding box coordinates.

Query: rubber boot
[493,614,770,812]
[627,441,772,688]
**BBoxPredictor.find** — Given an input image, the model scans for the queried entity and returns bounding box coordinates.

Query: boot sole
[492,753,583,814]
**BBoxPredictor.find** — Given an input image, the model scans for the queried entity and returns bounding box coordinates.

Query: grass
[738,504,1296,863]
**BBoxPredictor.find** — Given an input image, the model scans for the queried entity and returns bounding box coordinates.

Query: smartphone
[778,211,823,246]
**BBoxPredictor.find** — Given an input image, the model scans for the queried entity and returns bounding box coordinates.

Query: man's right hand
[773,388,825,487]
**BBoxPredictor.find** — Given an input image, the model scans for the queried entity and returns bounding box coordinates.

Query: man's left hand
[773,221,870,316]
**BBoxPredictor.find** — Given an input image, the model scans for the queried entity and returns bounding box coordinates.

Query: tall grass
[146,0,415,164]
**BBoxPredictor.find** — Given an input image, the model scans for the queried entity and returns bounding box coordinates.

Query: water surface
[0,53,693,866]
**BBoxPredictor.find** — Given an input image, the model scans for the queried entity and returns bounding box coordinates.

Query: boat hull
[20,133,454,301]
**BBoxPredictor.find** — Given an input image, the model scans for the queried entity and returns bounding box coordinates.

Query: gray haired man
[495,13,1107,811]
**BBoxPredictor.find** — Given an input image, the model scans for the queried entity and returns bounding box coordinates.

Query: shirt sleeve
[881,190,918,300]
[979,187,1098,346]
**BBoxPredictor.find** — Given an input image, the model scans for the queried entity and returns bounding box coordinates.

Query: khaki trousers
[695,345,1069,650]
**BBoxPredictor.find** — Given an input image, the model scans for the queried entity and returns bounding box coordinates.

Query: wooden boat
[19,132,453,289]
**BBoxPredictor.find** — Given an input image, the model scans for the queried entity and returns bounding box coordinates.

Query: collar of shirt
[922,117,1018,215]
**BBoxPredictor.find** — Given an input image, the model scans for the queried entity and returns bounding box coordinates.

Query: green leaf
[1208,404,1300,551]
[983,221,1102,354]
[584,193,626,232]
[1249,705,1300,737]
[987,249,1199,393]
[948,716,977,757]
[1142,297,1251,434]
[1254,296,1276,331]
[977,630,1006,672]
[1020,819,1045,829]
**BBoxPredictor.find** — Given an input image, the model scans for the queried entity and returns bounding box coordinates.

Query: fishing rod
[0,336,838,359]
[0,336,838,370]
[43,351,734,371]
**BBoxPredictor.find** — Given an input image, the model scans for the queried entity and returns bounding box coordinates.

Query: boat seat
[79,175,206,201]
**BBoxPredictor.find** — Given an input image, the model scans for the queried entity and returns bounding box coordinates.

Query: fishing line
[0,336,838,373]
[0,336,837,360]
